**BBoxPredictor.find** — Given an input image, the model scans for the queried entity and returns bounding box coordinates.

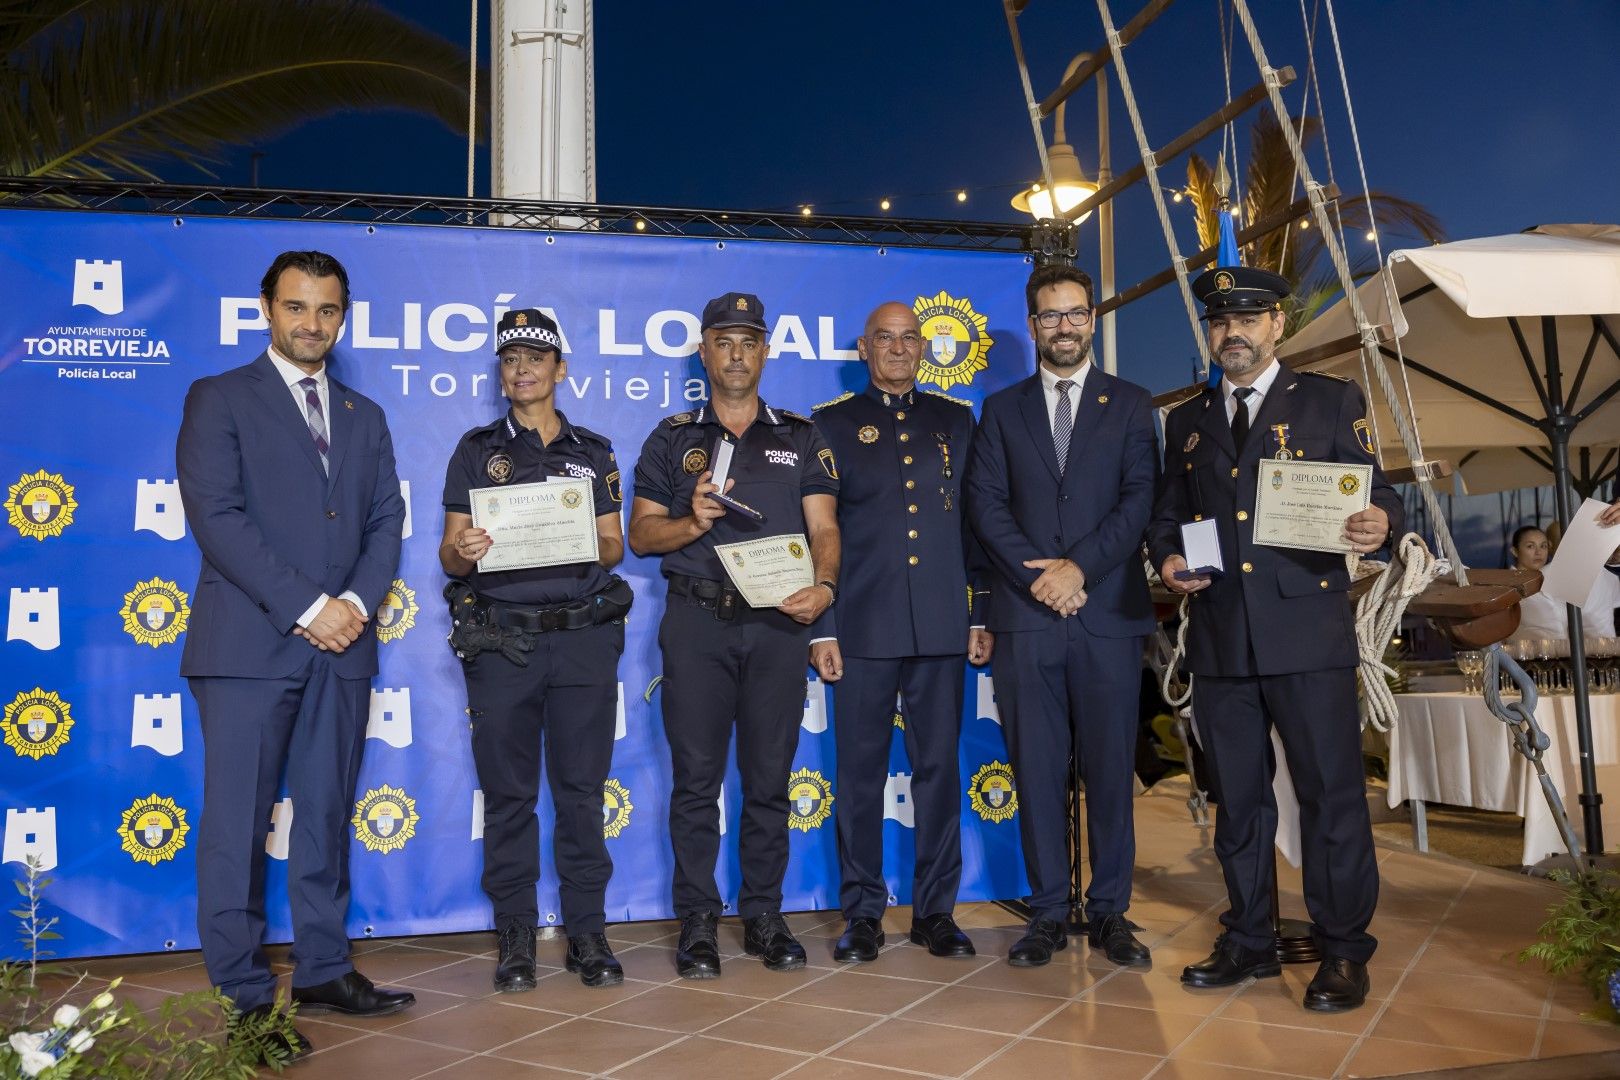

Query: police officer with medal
[809,301,991,964]
[628,292,841,979]
[1148,266,1400,1012]
[439,308,633,993]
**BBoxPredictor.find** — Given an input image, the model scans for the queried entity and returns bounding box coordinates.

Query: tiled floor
[64,780,1620,1078]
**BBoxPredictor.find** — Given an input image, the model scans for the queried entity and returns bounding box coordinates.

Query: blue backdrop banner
[0,208,1037,958]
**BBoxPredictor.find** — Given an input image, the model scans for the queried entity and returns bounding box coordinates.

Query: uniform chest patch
[858,425,879,444]
[764,449,799,468]
[486,453,514,484]
[562,462,597,481]
[682,448,708,475]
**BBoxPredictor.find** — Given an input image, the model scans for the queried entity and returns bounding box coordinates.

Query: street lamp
[1011,144,1097,223]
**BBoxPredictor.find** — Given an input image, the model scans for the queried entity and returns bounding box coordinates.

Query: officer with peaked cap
[628,291,841,979]
[439,307,633,994]
[1148,265,1401,1012]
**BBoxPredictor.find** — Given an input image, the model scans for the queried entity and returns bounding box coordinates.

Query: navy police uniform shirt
[1147,369,1403,677]
[632,400,839,582]
[442,409,621,606]
[811,383,984,657]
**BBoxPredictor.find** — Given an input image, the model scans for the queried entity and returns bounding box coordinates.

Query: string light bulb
[956,191,967,203]
[801,206,813,217]
[634,219,646,231]
[1365,230,1376,241]
[880,198,891,211]
[1173,191,1183,203]
[1298,219,1309,230]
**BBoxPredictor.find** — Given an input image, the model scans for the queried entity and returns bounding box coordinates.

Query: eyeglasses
[869,331,922,349]
[1034,308,1093,329]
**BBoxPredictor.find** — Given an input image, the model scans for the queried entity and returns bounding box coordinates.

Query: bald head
[858,301,924,395]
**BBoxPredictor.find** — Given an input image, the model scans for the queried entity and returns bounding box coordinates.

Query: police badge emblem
[786,768,833,831]
[1214,270,1236,293]
[486,452,514,484]
[352,784,419,854]
[1354,417,1376,456]
[5,470,77,540]
[118,794,190,865]
[858,425,879,444]
[682,448,709,476]
[2,688,73,760]
[968,762,1018,823]
[119,578,190,647]
[602,779,634,839]
[1183,432,1200,453]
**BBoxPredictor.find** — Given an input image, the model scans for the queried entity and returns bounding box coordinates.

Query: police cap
[494,308,563,354]
[1192,265,1291,320]
[700,292,767,333]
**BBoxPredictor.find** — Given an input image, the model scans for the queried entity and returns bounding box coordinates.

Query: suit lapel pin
[1184,432,1200,452]
[343,400,354,410]
[1097,394,1109,404]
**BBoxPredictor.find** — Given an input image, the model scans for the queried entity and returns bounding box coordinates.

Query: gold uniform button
[908,529,918,539]
[1236,510,1248,521]
[899,433,910,443]
[1193,514,1203,521]
[896,411,907,420]
[1185,462,1192,472]
[903,455,914,465]
[1242,561,1254,573]
[908,555,919,566]
[1230,467,1240,478]
[1295,450,1305,458]
[908,504,918,514]
[1319,579,1330,589]
[905,479,915,489]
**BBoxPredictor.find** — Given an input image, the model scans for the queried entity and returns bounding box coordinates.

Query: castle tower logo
[73,259,124,315]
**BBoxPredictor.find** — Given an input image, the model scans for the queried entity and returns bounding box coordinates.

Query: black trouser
[659,594,810,919]
[1194,668,1378,963]
[463,619,623,933]
[834,654,965,920]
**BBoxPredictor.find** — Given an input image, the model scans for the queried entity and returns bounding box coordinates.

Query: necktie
[1054,379,1075,476]
[1230,386,1255,450]
[299,376,329,474]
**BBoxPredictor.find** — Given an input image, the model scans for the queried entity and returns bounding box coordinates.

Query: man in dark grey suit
[177,251,413,1062]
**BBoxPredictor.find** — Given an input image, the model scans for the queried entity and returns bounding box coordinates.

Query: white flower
[19,1048,57,1077]
[53,1004,81,1027]
[87,991,115,1011]
[9,1031,46,1054]
[66,1029,95,1053]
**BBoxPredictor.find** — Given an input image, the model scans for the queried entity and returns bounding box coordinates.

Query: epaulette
[812,391,855,412]
[924,389,973,408]
[1163,390,1204,416]
[1300,370,1350,382]
[779,408,813,424]
[663,411,696,427]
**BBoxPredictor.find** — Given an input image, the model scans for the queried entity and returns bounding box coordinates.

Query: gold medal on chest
[1271,423,1292,461]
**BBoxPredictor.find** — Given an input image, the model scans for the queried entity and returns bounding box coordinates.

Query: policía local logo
[786,767,834,832]
[118,794,189,865]
[2,688,73,760]
[602,779,634,839]
[119,577,190,646]
[5,470,77,540]
[968,761,1018,823]
[1338,473,1361,496]
[914,291,993,391]
[352,784,419,854]
[376,579,418,644]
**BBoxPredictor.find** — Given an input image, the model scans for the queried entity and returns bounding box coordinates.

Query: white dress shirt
[1040,359,1091,435]
[267,349,368,627]
[1516,568,1620,641]
[1222,356,1283,426]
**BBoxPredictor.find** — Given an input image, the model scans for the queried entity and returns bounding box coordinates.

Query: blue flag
[1206,206,1243,389]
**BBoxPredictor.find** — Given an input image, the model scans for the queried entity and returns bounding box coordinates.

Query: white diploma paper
[714,533,815,608]
[1180,518,1224,574]
[470,479,599,572]
[1252,460,1371,554]
[1542,498,1619,606]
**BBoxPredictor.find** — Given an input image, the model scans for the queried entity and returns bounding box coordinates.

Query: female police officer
[438,308,632,992]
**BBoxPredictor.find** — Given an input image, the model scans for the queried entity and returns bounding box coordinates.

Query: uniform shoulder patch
[812,391,855,411]
[663,411,695,427]
[779,408,813,424]
[1301,370,1351,382]
[923,389,974,408]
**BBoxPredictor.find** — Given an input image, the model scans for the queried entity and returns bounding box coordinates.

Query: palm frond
[1185,153,1222,251]
[4,0,481,181]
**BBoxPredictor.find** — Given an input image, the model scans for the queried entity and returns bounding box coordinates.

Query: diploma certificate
[1253,460,1371,554]
[470,479,599,572]
[714,533,816,608]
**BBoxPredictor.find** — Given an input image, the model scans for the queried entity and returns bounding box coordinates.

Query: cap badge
[735,296,748,310]
[514,312,529,326]
[1214,271,1235,293]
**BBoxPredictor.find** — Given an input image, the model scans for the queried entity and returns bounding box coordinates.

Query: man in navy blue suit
[810,301,993,965]
[965,263,1158,969]
[177,251,413,1062]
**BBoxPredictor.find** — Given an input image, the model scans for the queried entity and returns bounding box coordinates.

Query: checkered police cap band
[495,324,562,352]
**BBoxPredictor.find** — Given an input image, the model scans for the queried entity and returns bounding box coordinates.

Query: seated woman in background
[1511,522,1619,642]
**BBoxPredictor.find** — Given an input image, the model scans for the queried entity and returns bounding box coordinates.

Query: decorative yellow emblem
[2,688,73,760]
[602,779,634,839]
[352,784,419,854]
[968,761,1018,823]
[858,425,879,444]
[1338,473,1361,497]
[119,577,190,647]
[786,767,834,832]
[1214,271,1235,293]
[486,452,514,484]
[818,447,838,480]
[376,579,419,644]
[788,541,805,559]
[6,470,77,541]
[118,794,189,865]
[735,296,749,310]
[562,489,583,509]
[514,311,529,326]
[682,448,709,476]
[913,290,993,390]
[1097,394,1109,404]
[1354,417,1375,456]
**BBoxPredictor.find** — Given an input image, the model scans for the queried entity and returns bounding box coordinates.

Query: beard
[1217,335,1273,376]
[1039,332,1092,371]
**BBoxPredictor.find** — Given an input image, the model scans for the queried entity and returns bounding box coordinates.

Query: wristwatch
[817,579,837,605]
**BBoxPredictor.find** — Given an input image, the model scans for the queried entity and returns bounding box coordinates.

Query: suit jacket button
[326,510,337,519]
[896,411,907,421]
[1231,467,1240,478]
[908,529,918,539]
[1236,510,1248,521]
[899,433,910,443]
[903,455,914,465]
[908,504,918,514]
[1320,579,1329,589]
[1242,561,1254,573]
[908,555,919,566]
[905,480,916,490]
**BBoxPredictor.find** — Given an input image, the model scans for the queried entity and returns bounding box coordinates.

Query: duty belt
[489,574,633,632]
[666,573,742,622]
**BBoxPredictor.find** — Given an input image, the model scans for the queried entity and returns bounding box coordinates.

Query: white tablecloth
[1390,691,1620,865]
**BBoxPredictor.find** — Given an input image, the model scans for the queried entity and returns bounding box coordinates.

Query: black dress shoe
[291,970,416,1017]
[566,932,624,987]
[743,911,807,971]
[909,913,976,958]
[230,1003,312,1066]
[1304,956,1370,1012]
[834,917,885,963]
[675,911,721,979]
[1007,917,1068,968]
[1087,913,1151,969]
[494,920,538,992]
[1180,934,1281,988]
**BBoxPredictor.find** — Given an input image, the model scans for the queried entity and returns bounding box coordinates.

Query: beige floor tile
[1369,1001,1541,1057]
[605,919,682,945]
[1392,969,1550,1016]
[778,1060,921,1079]
[346,944,484,985]
[607,1034,808,1078]
[420,1056,581,1078]
[609,944,682,985]
[783,970,941,1014]
[829,1017,1012,1077]
[384,998,571,1052]
[589,983,761,1032]
[1151,1060,1314,1080]
[295,1033,473,1079]
[958,954,1105,999]
[494,1017,682,1073]
[1031,999,1202,1055]
[1538,1018,1620,1057]
[1082,969,1238,1015]
[850,942,995,982]
[391,956,507,998]
[78,951,204,978]
[1173,1017,1355,1078]
[973,1038,1159,1078]
[900,984,1067,1035]
[654,948,836,998]
[517,969,658,1016]
[1339,1035,1512,1077]
[117,962,216,994]
[403,931,492,958]
[704,1000,879,1054]
[303,987,470,1034]
[1219,978,1378,1035]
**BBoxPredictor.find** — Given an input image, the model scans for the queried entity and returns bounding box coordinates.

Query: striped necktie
[298,376,329,473]
[1054,379,1075,476]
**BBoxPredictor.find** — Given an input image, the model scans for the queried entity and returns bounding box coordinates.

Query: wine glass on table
[1455,649,1484,694]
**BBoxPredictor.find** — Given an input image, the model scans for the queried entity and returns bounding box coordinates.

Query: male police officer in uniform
[629,292,841,978]
[810,301,991,964]
[439,308,633,993]
[1149,266,1399,1012]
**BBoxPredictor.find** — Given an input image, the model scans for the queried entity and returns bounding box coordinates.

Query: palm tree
[1186,108,1444,334]
[2,0,478,182]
